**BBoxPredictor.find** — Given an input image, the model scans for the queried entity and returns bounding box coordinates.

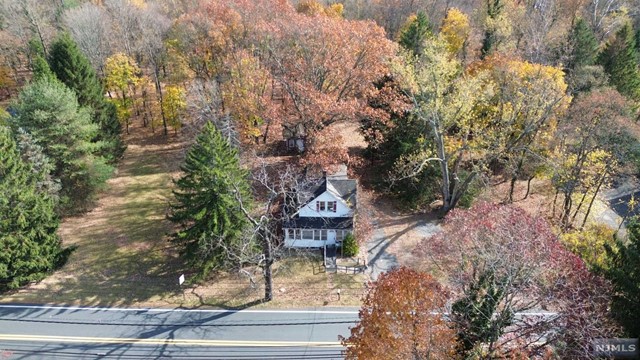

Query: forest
[2,0,640,358]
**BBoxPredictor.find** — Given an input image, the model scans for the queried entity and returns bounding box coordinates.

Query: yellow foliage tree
[105,53,142,134]
[162,85,186,135]
[296,0,343,18]
[561,224,616,270]
[440,8,470,57]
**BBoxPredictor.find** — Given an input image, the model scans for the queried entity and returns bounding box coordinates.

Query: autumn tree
[440,8,470,58]
[553,88,633,229]
[0,125,65,290]
[561,224,616,270]
[169,122,253,280]
[414,203,617,358]
[392,36,486,214]
[105,53,142,134]
[341,267,457,359]
[162,85,186,135]
[472,56,569,203]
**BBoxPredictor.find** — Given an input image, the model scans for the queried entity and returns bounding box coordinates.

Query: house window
[329,201,337,213]
[294,229,301,240]
[336,230,351,242]
[287,229,294,239]
[320,230,327,241]
[316,201,326,211]
[302,230,314,239]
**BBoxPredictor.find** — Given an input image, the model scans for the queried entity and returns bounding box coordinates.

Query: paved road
[0,305,359,359]
[609,191,640,219]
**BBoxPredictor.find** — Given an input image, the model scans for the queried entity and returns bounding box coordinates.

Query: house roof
[284,216,353,230]
[310,178,357,208]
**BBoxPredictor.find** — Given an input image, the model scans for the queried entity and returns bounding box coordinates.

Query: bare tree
[232,161,317,302]
[138,3,172,135]
[63,3,112,76]
[0,0,58,65]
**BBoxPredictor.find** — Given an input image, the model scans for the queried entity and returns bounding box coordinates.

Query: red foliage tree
[414,203,618,358]
[341,267,457,359]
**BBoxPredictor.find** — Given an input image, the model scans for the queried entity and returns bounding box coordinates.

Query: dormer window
[316,201,337,212]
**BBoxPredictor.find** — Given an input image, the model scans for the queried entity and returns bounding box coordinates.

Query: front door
[327,230,337,245]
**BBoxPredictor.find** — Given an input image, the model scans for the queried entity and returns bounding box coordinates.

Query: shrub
[342,233,359,257]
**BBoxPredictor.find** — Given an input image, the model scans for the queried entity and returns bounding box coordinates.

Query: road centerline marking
[0,334,344,348]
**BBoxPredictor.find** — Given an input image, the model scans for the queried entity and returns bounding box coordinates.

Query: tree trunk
[561,193,573,230]
[524,175,535,200]
[153,67,168,136]
[122,91,129,135]
[508,151,526,203]
[263,234,273,302]
[571,191,589,225]
[508,175,517,203]
[582,174,607,229]
[552,190,559,217]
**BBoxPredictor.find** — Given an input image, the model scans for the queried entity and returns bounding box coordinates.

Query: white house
[283,171,356,248]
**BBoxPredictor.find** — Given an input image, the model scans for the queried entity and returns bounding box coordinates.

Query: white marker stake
[179,274,186,303]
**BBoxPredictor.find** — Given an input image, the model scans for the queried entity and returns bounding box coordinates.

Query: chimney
[322,169,327,179]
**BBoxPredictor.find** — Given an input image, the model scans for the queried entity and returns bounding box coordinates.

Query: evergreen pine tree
[169,122,253,279]
[567,18,599,70]
[597,21,640,101]
[32,55,57,83]
[15,128,61,203]
[603,219,640,337]
[13,78,113,211]
[481,0,505,58]
[398,12,432,56]
[0,126,64,290]
[48,33,125,162]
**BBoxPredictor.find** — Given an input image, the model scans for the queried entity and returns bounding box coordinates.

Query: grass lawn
[0,124,365,308]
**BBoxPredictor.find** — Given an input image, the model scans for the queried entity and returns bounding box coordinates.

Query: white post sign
[178,274,185,286]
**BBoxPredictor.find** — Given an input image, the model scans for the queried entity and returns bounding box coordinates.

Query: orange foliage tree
[341,267,457,359]
[171,0,396,167]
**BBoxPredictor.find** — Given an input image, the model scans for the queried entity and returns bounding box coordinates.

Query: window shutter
[316,201,319,211]
[332,201,337,212]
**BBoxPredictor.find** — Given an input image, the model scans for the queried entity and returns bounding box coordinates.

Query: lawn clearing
[0,124,187,307]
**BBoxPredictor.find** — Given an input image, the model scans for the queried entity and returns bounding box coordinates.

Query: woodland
[2,0,640,358]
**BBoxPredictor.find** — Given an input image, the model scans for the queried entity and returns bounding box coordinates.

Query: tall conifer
[13,78,112,211]
[0,126,63,289]
[48,33,125,161]
[567,18,599,70]
[603,219,640,337]
[169,122,253,279]
[398,12,432,56]
[597,22,640,101]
